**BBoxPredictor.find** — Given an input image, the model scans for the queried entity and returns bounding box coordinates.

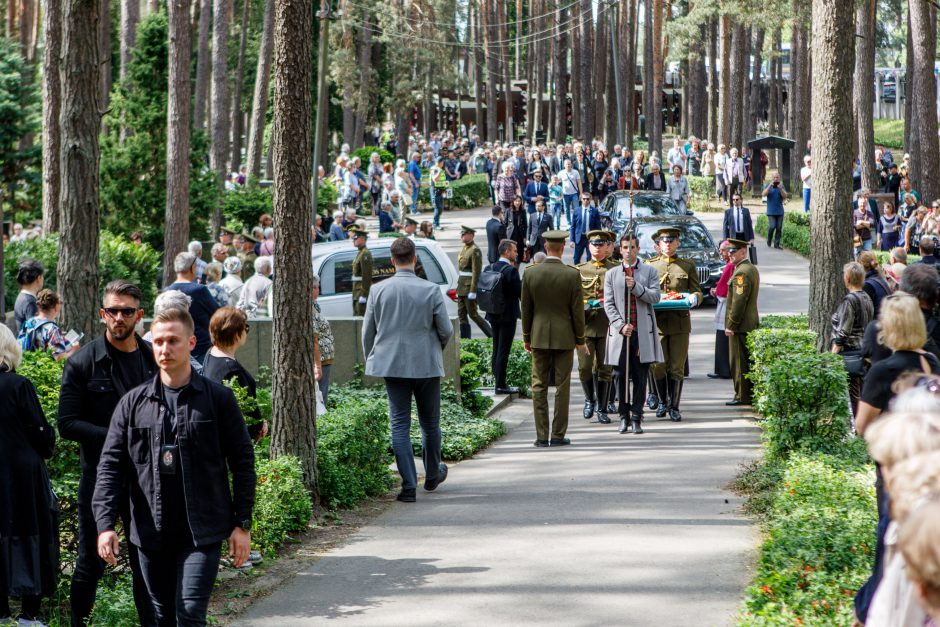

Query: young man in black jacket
[93,307,256,626]
[58,280,157,626]
[484,239,522,394]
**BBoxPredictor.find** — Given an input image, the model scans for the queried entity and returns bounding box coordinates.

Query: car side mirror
[686,210,694,216]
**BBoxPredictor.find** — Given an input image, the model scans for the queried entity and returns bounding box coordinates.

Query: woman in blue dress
[878,202,902,251]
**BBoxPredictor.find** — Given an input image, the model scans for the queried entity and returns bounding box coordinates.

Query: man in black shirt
[58,280,157,626]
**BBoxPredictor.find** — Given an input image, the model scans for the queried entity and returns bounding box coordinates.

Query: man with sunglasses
[58,280,157,626]
[648,228,702,422]
[724,239,760,406]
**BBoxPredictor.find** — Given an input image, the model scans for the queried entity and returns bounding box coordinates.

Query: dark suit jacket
[526,211,552,252]
[484,259,522,324]
[504,209,528,252]
[569,205,602,243]
[485,217,506,264]
[722,207,755,241]
[644,172,667,191]
[523,181,549,214]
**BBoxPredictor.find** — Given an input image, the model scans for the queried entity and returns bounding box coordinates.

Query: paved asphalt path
[236,202,809,626]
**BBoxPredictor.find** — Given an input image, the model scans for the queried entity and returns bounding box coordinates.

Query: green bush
[252,454,313,554]
[747,327,817,417]
[412,398,506,461]
[759,314,809,330]
[874,249,920,265]
[350,146,395,164]
[222,181,338,232]
[755,212,811,257]
[317,397,393,509]
[458,350,494,418]
[418,173,492,210]
[3,231,162,312]
[90,573,139,627]
[738,454,876,626]
[462,338,532,397]
[687,175,714,212]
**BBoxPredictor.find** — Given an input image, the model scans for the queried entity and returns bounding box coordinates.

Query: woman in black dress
[0,325,58,624]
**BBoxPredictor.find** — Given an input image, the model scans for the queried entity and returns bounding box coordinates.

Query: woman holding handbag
[830,261,874,417]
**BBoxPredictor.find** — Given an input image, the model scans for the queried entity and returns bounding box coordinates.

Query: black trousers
[72,471,154,626]
[617,334,650,417]
[489,317,517,388]
[714,330,731,378]
[766,214,783,246]
[138,543,221,627]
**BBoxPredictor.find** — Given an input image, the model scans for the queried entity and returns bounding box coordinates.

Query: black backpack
[476,265,505,314]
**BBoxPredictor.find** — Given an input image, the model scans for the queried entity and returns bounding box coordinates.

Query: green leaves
[755,212,812,257]
[253,454,313,554]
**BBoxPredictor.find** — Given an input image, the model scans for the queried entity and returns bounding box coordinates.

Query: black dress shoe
[656,402,668,418]
[597,412,611,424]
[669,408,682,422]
[606,402,617,415]
[583,401,595,420]
[495,386,520,394]
[774,244,782,249]
[726,399,743,406]
[631,416,644,434]
[549,438,571,446]
[396,489,416,503]
[534,440,549,448]
[618,417,630,434]
[706,372,721,379]
[424,463,448,491]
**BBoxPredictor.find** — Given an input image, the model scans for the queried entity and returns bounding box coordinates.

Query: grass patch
[873,118,904,150]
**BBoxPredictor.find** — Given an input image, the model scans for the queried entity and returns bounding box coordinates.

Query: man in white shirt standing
[800,155,813,213]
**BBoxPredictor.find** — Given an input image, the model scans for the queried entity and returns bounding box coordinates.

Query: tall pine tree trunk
[229,0,250,171]
[553,0,567,142]
[594,4,608,139]
[905,10,916,173]
[788,1,806,191]
[482,0,498,142]
[270,0,318,493]
[472,2,483,140]
[210,0,230,235]
[352,9,372,148]
[718,14,731,145]
[246,0,273,182]
[747,28,764,144]
[707,15,718,143]
[855,0,876,192]
[650,0,663,154]
[59,0,100,337]
[571,0,581,139]
[97,0,110,125]
[579,0,593,140]
[909,0,939,202]
[621,0,636,149]
[193,0,211,130]
[808,0,854,347]
[120,0,139,83]
[729,21,745,150]
[42,0,62,233]
[164,0,192,286]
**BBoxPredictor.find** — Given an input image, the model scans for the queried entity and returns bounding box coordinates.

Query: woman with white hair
[220,257,245,303]
[495,160,520,211]
[0,324,58,625]
[367,152,384,215]
[393,163,413,216]
[259,227,274,256]
[328,210,347,241]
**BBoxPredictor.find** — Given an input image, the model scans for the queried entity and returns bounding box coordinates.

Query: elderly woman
[205,261,230,307]
[311,277,334,404]
[495,161,520,211]
[667,165,691,213]
[18,289,80,359]
[220,256,245,304]
[830,261,874,416]
[0,325,58,626]
[859,251,892,318]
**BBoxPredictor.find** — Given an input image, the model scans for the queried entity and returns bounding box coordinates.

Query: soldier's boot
[654,377,669,418]
[668,377,683,422]
[459,323,472,340]
[646,372,659,410]
[618,415,632,434]
[595,380,611,424]
[631,414,644,434]
[581,378,596,419]
[606,374,619,414]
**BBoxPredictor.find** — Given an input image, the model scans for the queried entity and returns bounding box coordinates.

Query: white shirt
[801,166,812,189]
[560,169,581,196]
[714,152,727,173]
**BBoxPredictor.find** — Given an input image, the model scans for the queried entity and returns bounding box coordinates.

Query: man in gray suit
[604,231,663,434]
[363,237,454,502]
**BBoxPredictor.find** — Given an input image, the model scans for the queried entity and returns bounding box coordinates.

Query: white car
[311,236,460,318]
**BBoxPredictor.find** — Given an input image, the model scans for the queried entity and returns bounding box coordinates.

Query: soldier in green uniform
[648,227,702,422]
[218,226,238,257]
[724,238,760,406]
[236,233,258,282]
[522,230,587,447]
[456,225,493,339]
[576,229,619,423]
[351,228,373,316]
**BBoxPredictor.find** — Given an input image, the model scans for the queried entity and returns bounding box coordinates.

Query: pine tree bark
[98,0,110,122]
[571,0,581,139]
[472,2,484,140]
[194,0,211,130]
[718,14,731,145]
[808,0,855,347]
[604,7,618,143]
[246,0,274,182]
[42,0,62,233]
[594,4,608,139]
[788,1,806,191]
[909,0,940,202]
[578,0,593,140]
[229,0,250,171]
[270,0,317,492]
[650,0,662,153]
[482,0,498,142]
[352,8,372,149]
[164,0,192,286]
[621,0,635,149]
[905,10,916,176]
[210,0,230,235]
[747,28,764,144]
[855,0,876,192]
[553,0,567,142]
[707,15,718,143]
[59,0,100,338]
[514,0,522,79]
[120,0,139,83]
[729,21,745,150]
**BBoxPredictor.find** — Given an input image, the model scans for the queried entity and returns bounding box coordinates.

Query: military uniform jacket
[457,243,484,296]
[239,251,257,281]
[521,258,586,350]
[725,259,759,333]
[352,247,374,298]
[577,258,618,337]
[648,255,702,335]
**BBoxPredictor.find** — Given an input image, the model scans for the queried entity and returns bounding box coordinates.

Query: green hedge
[754,212,811,256]
[462,338,533,397]
[687,175,713,212]
[4,232,162,312]
[350,146,395,164]
[759,314,810,330]
[747,327,817,419]
[252,454,313,554]
[222,182,337,230]
[418,173,492,210]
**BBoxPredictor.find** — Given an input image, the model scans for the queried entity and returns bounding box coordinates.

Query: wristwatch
[236,518,252,531]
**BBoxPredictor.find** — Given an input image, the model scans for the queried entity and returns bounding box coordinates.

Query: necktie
[583,208,588,233]
[736,209,742,233]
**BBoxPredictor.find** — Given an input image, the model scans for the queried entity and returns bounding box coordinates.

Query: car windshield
[609,195,683,220]
[634,222,716,257]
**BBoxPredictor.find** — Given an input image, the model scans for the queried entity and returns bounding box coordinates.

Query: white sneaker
[18,618,48,627]
[249,550,263,563]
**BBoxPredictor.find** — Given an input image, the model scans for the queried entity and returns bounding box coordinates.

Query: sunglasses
[728,247,740,253]
[589,239,609,245]
[245,323,250,334]
[103,307,139,318]
[659,237,677,243]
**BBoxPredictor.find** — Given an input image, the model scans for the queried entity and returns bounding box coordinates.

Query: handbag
[841,350,867,377]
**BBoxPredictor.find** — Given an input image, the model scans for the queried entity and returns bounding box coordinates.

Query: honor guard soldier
[237,232,258,281]
[522,230,587,447]
[351,227,373,316]
[402,217,419,239]
[219,226,238,257]
[724,238,760,406]
[648,227,702,422]
[576,230,619,423]
[457,225,493,339]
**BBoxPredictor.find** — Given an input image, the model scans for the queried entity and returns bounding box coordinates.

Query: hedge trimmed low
[418,173,492,210]
[754,212,811,256]
[462,338,533,397]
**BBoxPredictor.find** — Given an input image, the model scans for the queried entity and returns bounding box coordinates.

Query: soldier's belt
[458,271,474,277]
[351,276,363,281]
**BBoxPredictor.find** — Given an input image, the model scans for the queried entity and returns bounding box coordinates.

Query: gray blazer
[603,261,664,365]
[363,269,454,378]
